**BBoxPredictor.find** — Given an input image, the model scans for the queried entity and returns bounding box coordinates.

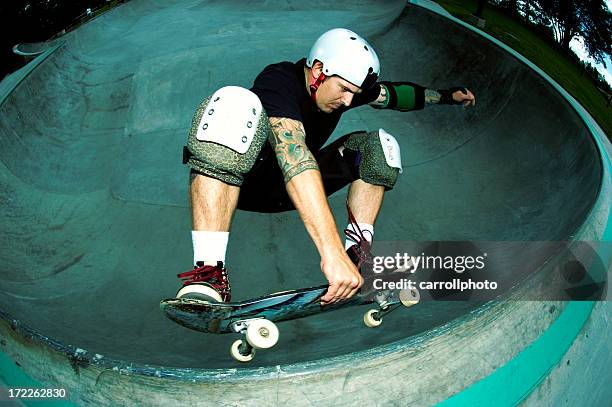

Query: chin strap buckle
[310,72,326,104]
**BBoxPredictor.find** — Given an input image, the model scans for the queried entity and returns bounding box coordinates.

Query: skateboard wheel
[176,284,223,302]
[363,309,382,328]
[230,339,255,362]
[245,319,279,349]
[399,288,420,307]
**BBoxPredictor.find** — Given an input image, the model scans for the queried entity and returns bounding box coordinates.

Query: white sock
[345,223,374,250]
[192,231,229,266]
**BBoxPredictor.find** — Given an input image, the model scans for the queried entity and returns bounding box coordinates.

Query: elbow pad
[378,81,426,111]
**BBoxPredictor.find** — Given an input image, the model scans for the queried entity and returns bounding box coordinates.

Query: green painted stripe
[436,301,595,407]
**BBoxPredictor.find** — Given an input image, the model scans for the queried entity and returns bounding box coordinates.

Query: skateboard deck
[162,285,372,334]
[161,285,420,362]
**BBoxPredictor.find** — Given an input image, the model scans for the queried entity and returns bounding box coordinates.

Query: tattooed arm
[269,117,363,303]
[269,117,319,182]
[425,89,443,105]
[369,83,388,108]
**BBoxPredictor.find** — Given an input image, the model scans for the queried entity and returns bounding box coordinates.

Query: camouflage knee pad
[184,86,270,186]
[343,128,403,189]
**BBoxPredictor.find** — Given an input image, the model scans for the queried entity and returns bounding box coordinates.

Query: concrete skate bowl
[0,1,610,405]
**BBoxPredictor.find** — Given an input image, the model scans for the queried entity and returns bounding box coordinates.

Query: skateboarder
[177,28,475,305]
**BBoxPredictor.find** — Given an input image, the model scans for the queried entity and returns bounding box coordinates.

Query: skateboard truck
[230,318,280,362]
[363,288,420,328]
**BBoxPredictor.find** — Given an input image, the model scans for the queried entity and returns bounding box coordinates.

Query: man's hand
[452,88,476,106]
[320,251,364,305]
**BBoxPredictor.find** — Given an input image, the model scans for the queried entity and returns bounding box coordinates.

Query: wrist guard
[438,87,468,105]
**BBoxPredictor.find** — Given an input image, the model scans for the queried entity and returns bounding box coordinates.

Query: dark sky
[0,0,111,80]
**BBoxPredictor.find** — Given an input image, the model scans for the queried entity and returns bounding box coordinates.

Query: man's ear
[311,60,324,77]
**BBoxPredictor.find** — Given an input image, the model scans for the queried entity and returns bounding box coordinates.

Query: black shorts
[237,133,361,213]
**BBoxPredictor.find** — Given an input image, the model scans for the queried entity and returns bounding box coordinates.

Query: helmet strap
[309,72,326,104]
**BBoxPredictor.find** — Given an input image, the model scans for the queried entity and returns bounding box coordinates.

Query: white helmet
[306,28,380,90]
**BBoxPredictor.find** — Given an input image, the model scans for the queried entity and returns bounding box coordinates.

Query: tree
[529,0,612,65]
[578,0,612,66]
[475,0,487,18]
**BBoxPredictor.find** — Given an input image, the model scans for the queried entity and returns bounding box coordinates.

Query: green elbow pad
[379,81,426,111]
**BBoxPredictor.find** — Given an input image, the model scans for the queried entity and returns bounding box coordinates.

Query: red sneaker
[176,261,231,302]
[344,203,374,272]
[346,241,374,270]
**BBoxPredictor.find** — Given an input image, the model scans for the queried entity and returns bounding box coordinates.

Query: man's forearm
[285,169,345,259]
[425,89,442,105]
[268,117,344,259]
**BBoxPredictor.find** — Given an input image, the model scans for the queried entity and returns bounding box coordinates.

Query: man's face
[316,75,362,113]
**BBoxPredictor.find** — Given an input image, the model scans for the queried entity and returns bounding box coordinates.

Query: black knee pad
[343,128,402,189]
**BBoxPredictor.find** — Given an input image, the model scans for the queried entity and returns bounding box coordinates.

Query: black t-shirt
[249,58,380,168]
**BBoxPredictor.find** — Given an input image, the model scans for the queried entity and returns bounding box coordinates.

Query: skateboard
[160,285,420,362]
